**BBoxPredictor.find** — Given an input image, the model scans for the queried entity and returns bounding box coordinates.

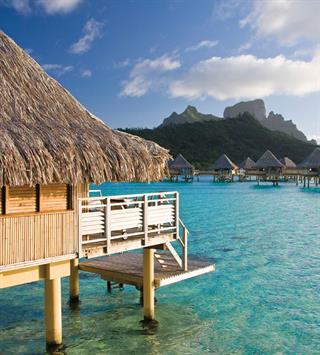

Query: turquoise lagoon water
[1,178,320,354]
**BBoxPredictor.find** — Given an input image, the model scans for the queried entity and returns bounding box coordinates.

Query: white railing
[78,191,179,256]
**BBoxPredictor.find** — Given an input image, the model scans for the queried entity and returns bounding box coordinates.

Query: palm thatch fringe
[253,150,283,169]
[168,154,193,170]
[298,147,320,169]
[280,157,296,168]
[212,154,238,170]
[0,32,170,186]
[239,157,255,170]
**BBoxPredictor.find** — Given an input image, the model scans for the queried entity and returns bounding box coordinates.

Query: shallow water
[1,178,320,354]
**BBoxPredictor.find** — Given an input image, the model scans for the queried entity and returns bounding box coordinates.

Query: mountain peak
[224,99,266,121]
[159,105,222,127]
[184,105,198,113]
[224,99,312,143]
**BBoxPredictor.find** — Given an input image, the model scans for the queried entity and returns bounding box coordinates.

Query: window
[0,184,73,215]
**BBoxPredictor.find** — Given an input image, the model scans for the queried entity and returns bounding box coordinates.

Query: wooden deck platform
[79,252,214,288]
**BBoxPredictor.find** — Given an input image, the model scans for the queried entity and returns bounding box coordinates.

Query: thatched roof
[280,157,296,168]
[0,32,170,186]
[298,147,320,169]
[168,154,193,170]
[254,150,283,169]
[212,154,238,170]
[239,157,255,170]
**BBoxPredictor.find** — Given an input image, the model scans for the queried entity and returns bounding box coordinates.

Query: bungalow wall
[0,183,88,269]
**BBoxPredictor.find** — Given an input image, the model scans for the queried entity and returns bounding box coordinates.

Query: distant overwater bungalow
[168,154,194,182]
[251,150,284,186]
[298,147,320,187]
[212,154,238,182]
[280,157,298,183]
[238,157,256,181]
[0,32,214,350]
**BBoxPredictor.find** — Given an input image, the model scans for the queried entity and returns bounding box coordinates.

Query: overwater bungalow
[212,154,238,182]
[252,150,284,186]
[280,157,299,182]
[298,147,320,187]
[238,157,256,181]
[0,32,214,349]
[168,154,194,182]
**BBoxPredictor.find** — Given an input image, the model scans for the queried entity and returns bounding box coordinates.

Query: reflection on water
[0,179,320,354]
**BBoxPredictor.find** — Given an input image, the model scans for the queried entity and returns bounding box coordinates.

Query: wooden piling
[45,277,62,347]
[69,259,79,304]
[143,248,155,321]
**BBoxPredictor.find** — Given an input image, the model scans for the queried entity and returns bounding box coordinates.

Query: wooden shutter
[8,186,37,214]
[0,187,4,214]
[41,184,68,212]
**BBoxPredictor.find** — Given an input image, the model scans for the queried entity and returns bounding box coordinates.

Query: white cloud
[114,58,130,68]
[80,69,92,77]
[169,53,320,100]
[213,0,244,20]
[121,55,181,97]
[42,63,73,76]
[186,40,218,52]
[238,41,251,53]
[0,0,31,14]
[70,18,103,54]
[37,0,81,14]
[241,0,320,46]
[0,0,82,14]
[121,76,150,98]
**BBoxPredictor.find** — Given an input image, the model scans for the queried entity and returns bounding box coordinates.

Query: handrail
[179,218,188,271]
[78,191,178,202]
[78,191,179,257]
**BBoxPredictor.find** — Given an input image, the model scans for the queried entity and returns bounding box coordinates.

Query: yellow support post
[143,248,155,320]
[44,277,62,347]
[69,258,79,304]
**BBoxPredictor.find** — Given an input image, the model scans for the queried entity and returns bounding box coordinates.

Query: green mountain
[160,105,222,127]
[121,113,316,170]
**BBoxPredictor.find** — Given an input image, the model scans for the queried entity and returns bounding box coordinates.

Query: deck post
[69,258,79,305]
[143,248,155,321]
[175,192,179,239]
[105,197,111,253]
[45,277,62,347]
[182,226,188,271]
[143,195,149,245]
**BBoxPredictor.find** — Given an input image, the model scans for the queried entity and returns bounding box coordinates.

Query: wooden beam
[67,184,73,210]
[2,185,9,214]
[36,184,41,212]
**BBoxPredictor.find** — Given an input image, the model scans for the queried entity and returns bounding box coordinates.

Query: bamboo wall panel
[41,184,68,211]
[0,211,75,266]
[8,186,37,214]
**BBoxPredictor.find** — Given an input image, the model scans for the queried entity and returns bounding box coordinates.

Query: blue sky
[0,0,319,141]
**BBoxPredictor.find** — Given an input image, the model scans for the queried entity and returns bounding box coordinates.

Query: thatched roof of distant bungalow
[168,154,193,170]
[298,147,320,169]
[239,157,255,170]
[280,157,296,169]
[0,32,170,187]
[254,150,284,169]
[212,154,238,170]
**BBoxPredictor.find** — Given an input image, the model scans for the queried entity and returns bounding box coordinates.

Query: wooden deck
[79,252,214,288]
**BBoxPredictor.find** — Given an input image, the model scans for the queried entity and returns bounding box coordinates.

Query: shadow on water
[214,247,234,253]
[251,184,282,190]
[139,319,159,335]
[299,187,320,194]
